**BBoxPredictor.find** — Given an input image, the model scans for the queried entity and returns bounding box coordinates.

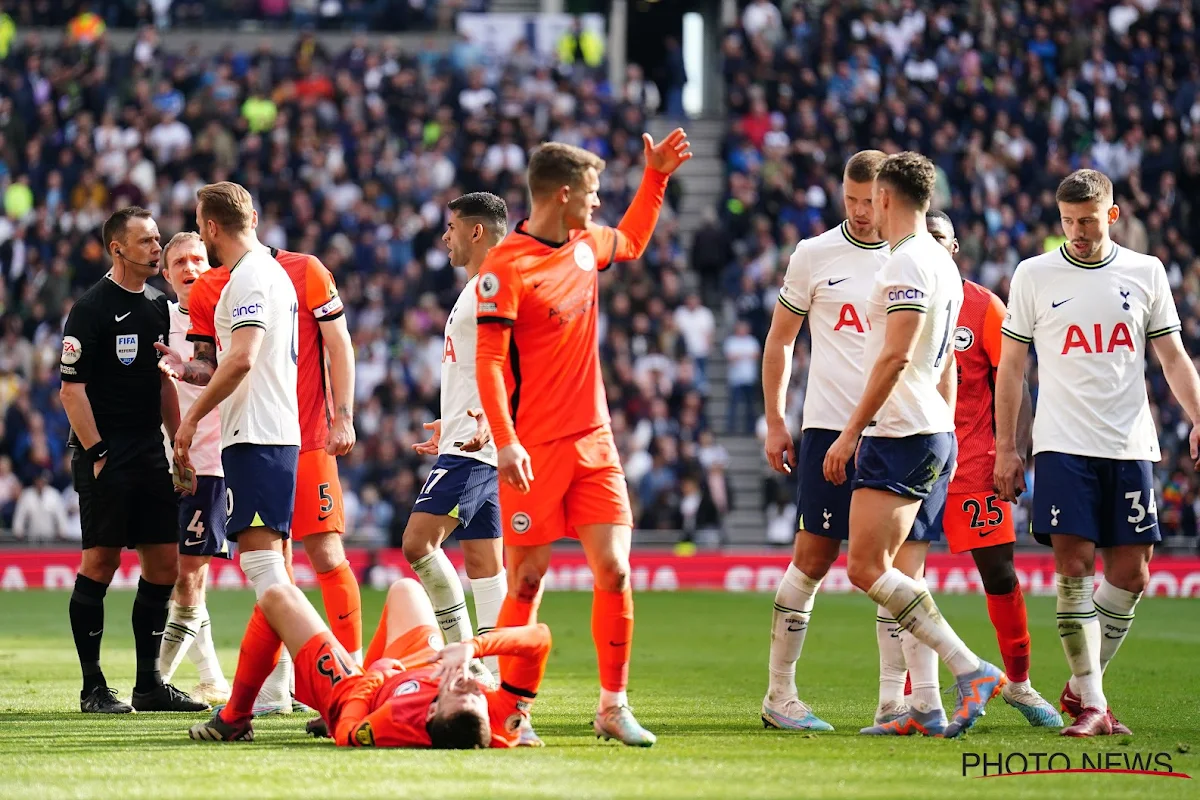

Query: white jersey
[861,232,963,438]
[1002,243,1180,461]
[169,302,223,476]
[440,277,497,466]
[213,249,301,448]
[778,221,890,431]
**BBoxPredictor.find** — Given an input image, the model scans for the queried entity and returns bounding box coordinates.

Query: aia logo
[1062,322,1135,355]
[443,336,456,363]
[833,303,871,333]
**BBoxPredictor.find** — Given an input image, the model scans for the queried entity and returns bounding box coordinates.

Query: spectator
[723,319,760,435]
[12,470,68,542]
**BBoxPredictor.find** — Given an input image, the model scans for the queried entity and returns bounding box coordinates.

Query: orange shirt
[186,248,344,453]
[332,624,552,749]
[950,280,1006,493]
[475,168,670,450]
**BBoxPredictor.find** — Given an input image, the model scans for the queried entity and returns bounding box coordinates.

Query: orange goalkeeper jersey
[475,168,670,450]
[331,624,552,749]
[949,280,1006,494]
[187,248,344,453]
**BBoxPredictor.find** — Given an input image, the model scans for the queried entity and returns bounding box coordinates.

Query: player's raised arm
[593,130,692,266]
[762,241,811,474]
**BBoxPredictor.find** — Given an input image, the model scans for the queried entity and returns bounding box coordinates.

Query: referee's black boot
[81,686,133,714]
[131,682,210,712]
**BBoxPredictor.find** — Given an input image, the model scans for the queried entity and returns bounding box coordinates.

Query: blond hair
[162,231,202,268]
[844,150,887,183]
[527,142,606,197]
[197,181,254,232]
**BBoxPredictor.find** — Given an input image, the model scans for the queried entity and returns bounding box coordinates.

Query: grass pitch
[0,589,1195,799]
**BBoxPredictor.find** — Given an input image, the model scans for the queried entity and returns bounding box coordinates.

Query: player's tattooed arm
[183,341,217,386]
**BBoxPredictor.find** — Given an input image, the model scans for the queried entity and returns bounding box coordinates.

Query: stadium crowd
[722,0,1200,544]
[0,16,725,546]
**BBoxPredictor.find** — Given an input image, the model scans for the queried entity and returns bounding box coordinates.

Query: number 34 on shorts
[943,491,1015,555]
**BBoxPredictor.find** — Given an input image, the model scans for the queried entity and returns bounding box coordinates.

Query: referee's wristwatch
[84,440,109,463]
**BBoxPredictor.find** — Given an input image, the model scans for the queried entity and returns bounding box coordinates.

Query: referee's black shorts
[72,430,178,551]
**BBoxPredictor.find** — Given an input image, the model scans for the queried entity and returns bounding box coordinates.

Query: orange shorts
[293,448,345,539]
[943,491,1016,554]
[381,624,444,670]
[294,631,364,721]
[500,426,633,546]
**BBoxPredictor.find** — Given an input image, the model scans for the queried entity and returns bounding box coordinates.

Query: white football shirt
[439,277,497,466]
[213,249,301,448]
[1002,243,1180,460]
[169,301,223,476]
[778,221,890,431]
[861,232,963,438]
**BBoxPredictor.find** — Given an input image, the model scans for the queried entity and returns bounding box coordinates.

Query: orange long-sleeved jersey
[331,623,552,748]
[474,168,669,450]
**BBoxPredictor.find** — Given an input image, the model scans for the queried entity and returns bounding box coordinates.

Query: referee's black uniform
[62,272,207,714]
[62,274,178,547]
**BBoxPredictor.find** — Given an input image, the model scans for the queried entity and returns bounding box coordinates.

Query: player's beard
[1071,237,1103,261]
[848,219,878,241]
[203,238,222,267]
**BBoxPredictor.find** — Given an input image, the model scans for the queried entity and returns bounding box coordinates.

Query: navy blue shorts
[221,443,299,541]
[1032,452,1161,547]
[854,432,957,543]
[178,475,232,558]
[413,454,501,540]
[795,428,854,540]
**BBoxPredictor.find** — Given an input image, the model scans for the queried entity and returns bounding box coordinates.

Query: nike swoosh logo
[1134,522,1155,532]
[977,527,998,538]
[183,537,205,547]
[1103,632,1125,639]
[608,640,628,647]
[338,610,357,621]
[317,512,332,521]
[786,624,806,632]
[89,629,103,637]
[828,278,849,286]
[533,281,544,288]
[1051,299,1071,308]
[414,497,430,504]
[115,312,132,321]
[152,629,166,636]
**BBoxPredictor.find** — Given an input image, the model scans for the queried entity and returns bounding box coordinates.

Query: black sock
[70,573,109,695]
[132,578,174,692]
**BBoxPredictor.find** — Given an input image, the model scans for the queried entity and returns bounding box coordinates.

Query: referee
[60,207,208,714]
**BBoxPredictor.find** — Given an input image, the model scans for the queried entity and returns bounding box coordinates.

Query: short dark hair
[926,209,954,237]
[426,708,490,750]
[844,150,887,183]
[877,152,937,209]
[447,192,509,243]
[102,207,153,252]
[1055,169,1113,205]
[527,142,605,197]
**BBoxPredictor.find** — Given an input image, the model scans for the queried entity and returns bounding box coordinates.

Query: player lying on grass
[188,579,551,748]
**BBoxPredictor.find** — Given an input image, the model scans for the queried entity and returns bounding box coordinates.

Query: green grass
[0,590,1195,798]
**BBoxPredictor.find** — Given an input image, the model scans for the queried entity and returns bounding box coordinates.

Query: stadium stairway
[645,116,767,546]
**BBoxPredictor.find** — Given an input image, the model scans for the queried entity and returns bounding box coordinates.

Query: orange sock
[592,587,633,693]
[986,585,1031,683]
[495,594,539,683]
[317,560,362,654]
[221,607,282,723]
[364,603,390,666]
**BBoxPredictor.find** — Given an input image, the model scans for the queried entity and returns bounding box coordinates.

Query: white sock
[901,628,942,713]
[1093,578,1141,675]
[470,571,507,677]
[412,550,472,643]
[160,601,200,684]
[868,568,980,678]
[767,564,822,704]
[1058,574,1105,710]
[876,605,907,707]
[600,688,628,711]
[239,550,292,707]
[186,605,226,685]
